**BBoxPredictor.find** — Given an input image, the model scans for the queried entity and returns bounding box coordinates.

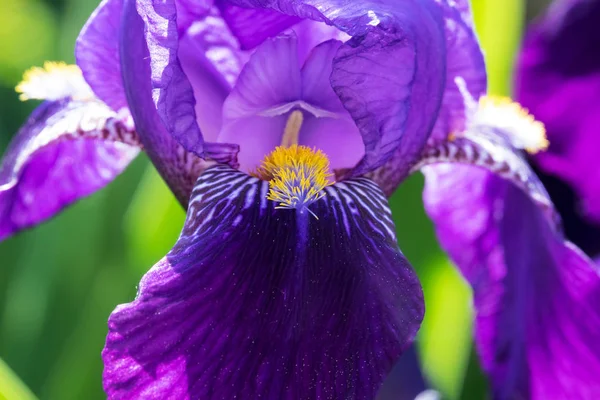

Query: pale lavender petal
[121,0,237,204]
[177,32,231,142]
[76,0,127,112]
[423,164,600,399]
[291,19,350,64]
[103,165,424,399]
[0,100,139,241]
[220,34,302,119]
[516,0,600,223]
[219,115,288,172]
[219,36,364,171]
[431,0,486,141]
[300,39,347,113]
[300,117,363,172]
[217,34,301,170]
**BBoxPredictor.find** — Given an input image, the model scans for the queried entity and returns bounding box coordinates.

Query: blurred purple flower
[2,0,600,398]
[423,0,600,398]
[516,0,600,226]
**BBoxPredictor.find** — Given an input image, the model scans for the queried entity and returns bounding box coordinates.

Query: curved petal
[430,0,487,141]
[142,0,446,176]
[76,0,128,112]
[363,0,486,196]
[175,0,212,32]
[120,0,237,205]
[133,0,237,158]
[103,165,424,399]
[0,100,139,241]
[422,164,600,398]
[217,2,301,50]
[516,0,600,223]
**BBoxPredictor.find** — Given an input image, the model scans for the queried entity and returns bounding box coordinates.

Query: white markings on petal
[367,10,381,26]
[258,100,341,119]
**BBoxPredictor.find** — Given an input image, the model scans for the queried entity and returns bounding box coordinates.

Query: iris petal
[217,2,302,50]
[138,0,446,177]
[363,0,485,195]
[516,0,600,223]
[121,0,238,204]
[422,164,600,398]
[76,0,128,112]
[133,0,238,159]
[228,0,447,177]
[103,165,424,399]
[0,100,139,241]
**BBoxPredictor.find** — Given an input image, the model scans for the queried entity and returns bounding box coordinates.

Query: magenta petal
[0,100,139,241]
[516,0,600,223]
[423,165,600,399]
[103,166,424,399]
[76,0,127,112]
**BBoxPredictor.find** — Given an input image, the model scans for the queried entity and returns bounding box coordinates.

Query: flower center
[254,110,334,216]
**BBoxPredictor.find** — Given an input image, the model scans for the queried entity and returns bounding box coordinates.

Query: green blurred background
[0,0,549,398]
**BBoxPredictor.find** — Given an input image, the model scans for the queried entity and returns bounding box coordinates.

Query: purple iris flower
[2,0,600,398]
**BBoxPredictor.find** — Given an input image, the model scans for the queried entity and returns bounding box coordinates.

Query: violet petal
[76,0,128,112]
[0,100,139,241]
[103,165,424,399]
[423,164,600,399]
[120,0,238,205]
[363,0,485,196]
[141,0,446,177]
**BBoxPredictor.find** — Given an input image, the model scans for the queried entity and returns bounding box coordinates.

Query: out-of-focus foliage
[0,0,534,399]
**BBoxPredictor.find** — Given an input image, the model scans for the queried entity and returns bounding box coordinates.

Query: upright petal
[0,99,139,241]
[121,0,237,205]
[76,0,128,112]
[516,0,600,223]
[133,0,238,159]
[142,0,446,177]
[103,165,424,399]
[363,0,486,195]
[217,2,301,50]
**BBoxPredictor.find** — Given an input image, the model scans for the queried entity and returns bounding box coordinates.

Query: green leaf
[0,358,37,400]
